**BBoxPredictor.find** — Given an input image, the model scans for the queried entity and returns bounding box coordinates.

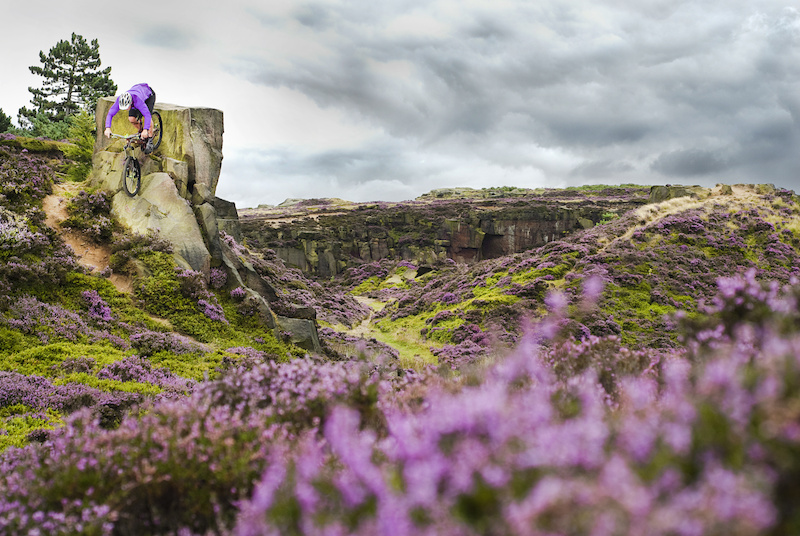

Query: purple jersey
[105,83,154,130]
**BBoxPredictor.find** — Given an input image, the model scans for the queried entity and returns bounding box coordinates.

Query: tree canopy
[19,33,116,127]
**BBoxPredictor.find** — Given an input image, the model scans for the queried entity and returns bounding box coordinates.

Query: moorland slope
[3,132,800,534]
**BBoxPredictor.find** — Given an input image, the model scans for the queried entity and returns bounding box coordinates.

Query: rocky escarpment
[239,186,651,277]
[89,98,318,352]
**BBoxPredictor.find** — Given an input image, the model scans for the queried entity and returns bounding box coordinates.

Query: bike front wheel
[123,157,141,196]
[150,111,163,152]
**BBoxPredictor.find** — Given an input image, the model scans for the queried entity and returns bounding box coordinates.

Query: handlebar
[109,132,142,140]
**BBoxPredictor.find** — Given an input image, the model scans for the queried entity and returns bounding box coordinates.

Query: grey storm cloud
[651,149,730,177]
[254,144,416,184]
[222,1,800,202]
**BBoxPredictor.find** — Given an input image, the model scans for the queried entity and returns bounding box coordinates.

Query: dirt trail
[42,183,134,294]
[343,296,389,338]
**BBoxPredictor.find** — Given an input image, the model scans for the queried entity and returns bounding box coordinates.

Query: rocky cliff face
[239,187,651,277]
[91,98,227,273]
[89,98,318,352]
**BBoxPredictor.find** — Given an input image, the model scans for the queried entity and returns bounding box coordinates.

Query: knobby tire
[123,157,141,197]
[150,111,163,152]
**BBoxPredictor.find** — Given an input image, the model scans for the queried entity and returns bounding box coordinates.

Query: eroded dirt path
[42,183,134,294]
[345,296,388,338]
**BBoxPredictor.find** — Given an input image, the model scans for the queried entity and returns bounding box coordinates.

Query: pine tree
[19,33,117,126]
[0,108,12,133]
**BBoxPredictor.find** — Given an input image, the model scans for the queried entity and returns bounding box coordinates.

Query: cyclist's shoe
[144,137,155,155]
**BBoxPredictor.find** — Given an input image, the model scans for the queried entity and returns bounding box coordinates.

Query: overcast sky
[2,0,798,207]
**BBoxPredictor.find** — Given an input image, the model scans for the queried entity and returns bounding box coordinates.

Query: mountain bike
[109,110,163,196]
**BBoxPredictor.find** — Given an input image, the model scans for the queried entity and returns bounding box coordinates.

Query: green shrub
[0,326,27,354]
[61,111,96,181]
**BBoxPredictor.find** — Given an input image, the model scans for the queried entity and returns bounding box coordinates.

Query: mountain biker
[104,83,156,153]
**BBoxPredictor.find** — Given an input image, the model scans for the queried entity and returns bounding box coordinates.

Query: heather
[60,188,115,242]
[4,273,800,534]
[0,142,77,300]
[0,142,300,451]
[3,139,800,534]
[338,187,800,368]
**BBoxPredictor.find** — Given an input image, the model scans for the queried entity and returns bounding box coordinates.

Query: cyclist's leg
[145,90,156,114]
[143,90,157,154]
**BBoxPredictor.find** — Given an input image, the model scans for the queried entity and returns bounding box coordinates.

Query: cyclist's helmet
[118,92,132,110]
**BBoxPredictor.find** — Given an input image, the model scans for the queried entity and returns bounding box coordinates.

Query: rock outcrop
[647,185,709,204]
[90,97,321,353]
[647,184,778,204]
[91,98,225,272]
[242,184,786,277]
[239,188,651,277]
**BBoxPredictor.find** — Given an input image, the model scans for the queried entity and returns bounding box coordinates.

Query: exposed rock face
[215,197,243,243]
[240,189,651,277]
[220,236,322,353]
[647,184,778,204]
[91,98,225,272]
[90,97,321,353]
[647,185,709,204]
[111,173,211,272]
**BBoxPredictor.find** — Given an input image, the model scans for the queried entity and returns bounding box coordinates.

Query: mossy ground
[1,223,300,449]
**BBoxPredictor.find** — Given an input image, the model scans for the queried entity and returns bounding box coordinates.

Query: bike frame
[110,133,143,155]
[108,110,162,197]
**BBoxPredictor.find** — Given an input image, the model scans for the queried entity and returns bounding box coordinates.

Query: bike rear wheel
[123,157,141,196]
[150,111,163,152]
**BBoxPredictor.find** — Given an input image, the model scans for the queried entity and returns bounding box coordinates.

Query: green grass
[0,135,70,154]
[369,326,438,368]
[53,373,163,396]
[0,342,128,377]
[352,276,382,294]
[0,406,62,450]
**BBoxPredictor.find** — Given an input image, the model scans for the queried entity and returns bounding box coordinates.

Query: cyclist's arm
[105,99,120,129]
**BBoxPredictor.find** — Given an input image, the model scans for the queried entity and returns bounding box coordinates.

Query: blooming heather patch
[0,273,799,534]
[96,356,195,398]
[60,189,114,242]
[81,290,114,325]
[0,370,141,420]
[128,329,202,357]
[0,145,79,301]
[0,144,54,211]
[0,295,127,348]
[231,276,800,535]
[210,267,228,289]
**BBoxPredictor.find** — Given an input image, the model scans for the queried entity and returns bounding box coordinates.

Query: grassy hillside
[0,136,307,449]
[3,133,800,534]
[325,184,800,367]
